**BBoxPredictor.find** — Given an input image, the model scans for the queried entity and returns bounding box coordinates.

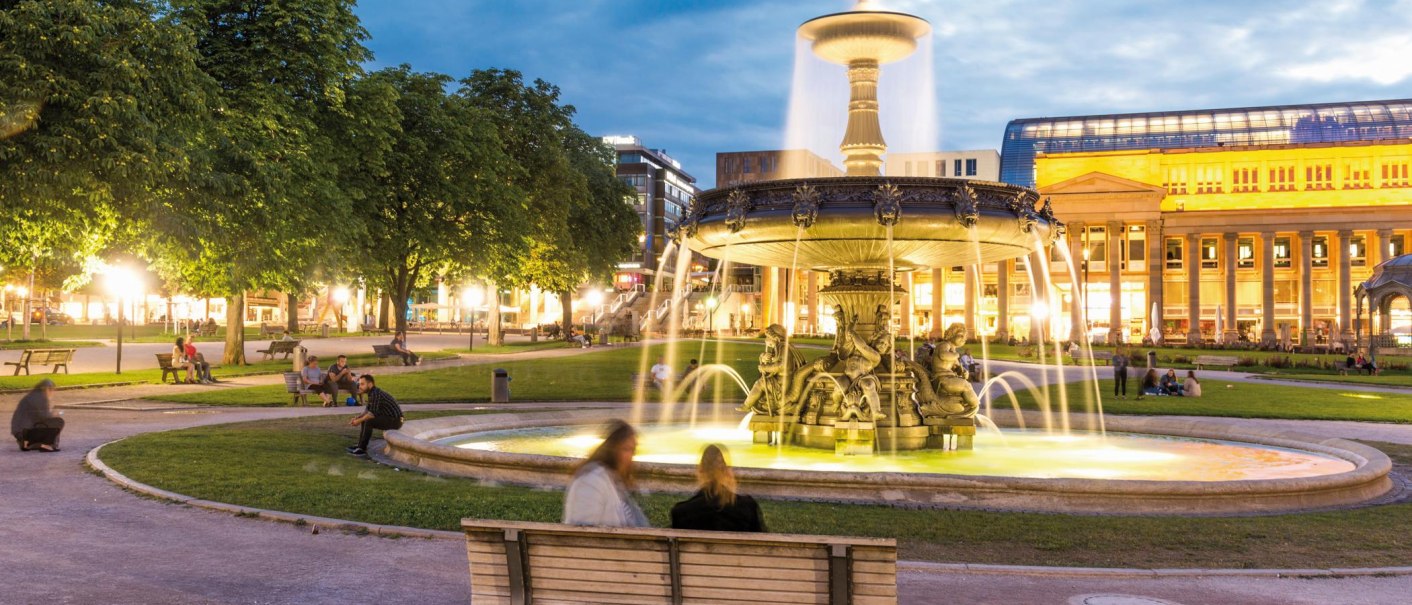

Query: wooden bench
[256,340,301,361]
[462,518,897,605]
[1194,355,1239,370]
[5,348,76,375]
[155,353,187,384]
[360,322,384,336]
[282,371,317,406]
[257,323,282,338]
[198,322,218,338]
[372,344,402,364]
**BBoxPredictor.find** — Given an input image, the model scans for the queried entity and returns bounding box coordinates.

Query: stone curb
[87,437,1412,580]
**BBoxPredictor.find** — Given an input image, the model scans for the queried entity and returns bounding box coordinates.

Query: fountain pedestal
[748,416,792,445]
[925,417,976,450]
[834,419,876,455]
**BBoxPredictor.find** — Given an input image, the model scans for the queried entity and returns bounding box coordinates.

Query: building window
[1237,237,1255,269]
[1086,226,1107,266]
[936,160,945,177]
[1163,166,1188,194]
[1344,159,1372,189]
[1232,166,1259,193]
[1350,235,1367,267]
[1195,164,1223,194]
[1382,161,1410,187]
[1125,225,1146,270]
[1269,165,1296,192]
[1274,237,1292,268]
[1391,234,1406,258]
[954,159,962,177]
[965,158,977,176]
[1165,238,1184,270]
[1200,238,1219,270]
[1312,236,1329,268]
[1305,162,1333,190]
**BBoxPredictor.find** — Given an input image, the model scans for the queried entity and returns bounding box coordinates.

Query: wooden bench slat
[853,582,899,597]
[466,551,508,565]
[850,547,898,562]
[531,566,671,585]
[468,572,510,587]
[531,555,671,573]
[851,571,897,585]
[531,587,671,605]
[680,586,828,604]
[466,594,511,605]
[528,533,671,551]
[678,563,826,582]
[678,541,826,558]
[531,577,673,597]
[526,545,670,564]
[679,553,829,571]
[679,574,824,593]
[852,560,896,574]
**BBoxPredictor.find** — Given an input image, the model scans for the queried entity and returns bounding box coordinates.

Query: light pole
[104,267,137,374]
[463,286,484,352]
[705,296,718,336]
[1081,247,1091,343]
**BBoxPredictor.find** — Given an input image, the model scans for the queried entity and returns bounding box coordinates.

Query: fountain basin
[383,409,1393,515]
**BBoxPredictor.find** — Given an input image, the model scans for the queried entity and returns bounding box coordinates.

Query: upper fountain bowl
[680,177,1063,271]
[799,9,932,65]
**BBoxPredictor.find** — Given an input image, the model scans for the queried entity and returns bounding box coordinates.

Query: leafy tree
[149,0,369,363]
[340,65,519,335]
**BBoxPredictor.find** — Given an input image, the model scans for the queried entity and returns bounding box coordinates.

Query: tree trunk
[378,293,390,331]
[392,294,409,334]
[286,292,299,333]
[560,289,573,340]
[223,293,246,365]
[486,279,503,346]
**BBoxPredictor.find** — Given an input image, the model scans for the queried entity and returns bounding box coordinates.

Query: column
[806,271,819,335]
[929,267,943,336]
[1146,220,1164,342]
[1222,232,1239,342]
[760,268,776,328]
[1299,231,1314,345]
[1260,231,1276,345]
[1067,224,1085,343]
[899,272,913,337]
[995,260,1009,341]
[1107,221,1123,344]
[1186,233,1202,343]
[1376,228,1394,266]
[964,265,977,340]
[1337,229,1353,341]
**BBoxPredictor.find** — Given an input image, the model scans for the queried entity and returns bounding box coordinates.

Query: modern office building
[883,150,999,180]
[1000,99,1412,187]
[716,149,843,188]
[605,135,699,287]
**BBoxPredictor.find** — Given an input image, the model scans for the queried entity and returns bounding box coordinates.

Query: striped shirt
[364,387,403,420]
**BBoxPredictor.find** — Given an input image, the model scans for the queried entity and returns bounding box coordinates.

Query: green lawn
[0,339,105,350]
[442,340,575,355]
[0,350,456,392]
[145,341,764,406]
[98,413,1412,568]
[1258,374,1412,388]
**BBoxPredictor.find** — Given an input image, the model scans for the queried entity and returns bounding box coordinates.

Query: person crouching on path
[346,374,403,458]
[563,420,649,527]
[11,379,64,452]
[670,444,766,532]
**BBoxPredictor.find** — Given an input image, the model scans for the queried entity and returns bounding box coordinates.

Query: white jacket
[563,462,648,527]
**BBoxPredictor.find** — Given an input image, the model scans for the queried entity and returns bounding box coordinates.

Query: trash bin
[320,323,329,338]
[492,369,511,403]
[1146,350,1157,369]
[293,345,307,372]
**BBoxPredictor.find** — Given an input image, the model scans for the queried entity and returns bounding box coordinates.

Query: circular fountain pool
[382,409,1394,515]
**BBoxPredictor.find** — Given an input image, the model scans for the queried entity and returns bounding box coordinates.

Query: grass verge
[98,413,1412,568]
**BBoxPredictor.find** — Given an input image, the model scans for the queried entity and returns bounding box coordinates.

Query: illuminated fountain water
[382,2,1394,514]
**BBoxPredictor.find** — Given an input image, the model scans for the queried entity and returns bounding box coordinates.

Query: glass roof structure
[1000,99,1412,187]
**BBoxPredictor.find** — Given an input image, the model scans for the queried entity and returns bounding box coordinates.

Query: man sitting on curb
[346,374,404,458]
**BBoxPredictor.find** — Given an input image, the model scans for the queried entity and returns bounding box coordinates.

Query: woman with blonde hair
[670,444,766,532]
[563,420,649,527]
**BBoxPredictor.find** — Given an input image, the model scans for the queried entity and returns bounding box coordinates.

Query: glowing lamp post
[333,287,351,333]
[104,267,139,374]
[1081,247,1091,342]
[463,286,484,352]
[705,297,719,336]
[1030,300,1050,343]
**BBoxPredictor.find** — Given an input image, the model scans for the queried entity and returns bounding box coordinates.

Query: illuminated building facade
[884,150,999,180]
[605,135,699,287]
[716,149,843,188]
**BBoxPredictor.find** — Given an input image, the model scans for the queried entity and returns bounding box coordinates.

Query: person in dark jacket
[11,379,63,452]
[670,444,765,532]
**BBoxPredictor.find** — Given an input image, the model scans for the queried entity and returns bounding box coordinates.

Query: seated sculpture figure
[738,324,803,415]
[904,322,980,419]
[837,328,886,422]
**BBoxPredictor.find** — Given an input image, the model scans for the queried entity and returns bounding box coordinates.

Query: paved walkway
[3,344,1412,604]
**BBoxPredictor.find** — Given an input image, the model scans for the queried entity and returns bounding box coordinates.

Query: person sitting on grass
[650,357,673,391]
[172,337,195,384]
[1183,370,1202,398]
[670,444,766,533]
[11,379,64,452]
[1136,368,1162,399]
[346,374,403,458]
[1160,369,1184,396]
[390,331,419,366]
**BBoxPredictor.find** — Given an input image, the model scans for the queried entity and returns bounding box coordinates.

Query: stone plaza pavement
[1,347,1411,604]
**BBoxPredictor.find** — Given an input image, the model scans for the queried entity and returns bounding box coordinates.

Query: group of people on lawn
[1109,348,1203,399]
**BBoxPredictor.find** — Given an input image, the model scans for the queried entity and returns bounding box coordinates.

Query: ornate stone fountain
[680,4,1064,453]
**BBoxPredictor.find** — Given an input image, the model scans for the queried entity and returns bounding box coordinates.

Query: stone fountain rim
[383,408,1392,512]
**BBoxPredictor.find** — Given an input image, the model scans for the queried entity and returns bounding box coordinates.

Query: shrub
[1171,354,1191,364]
[1235,356,1259,367]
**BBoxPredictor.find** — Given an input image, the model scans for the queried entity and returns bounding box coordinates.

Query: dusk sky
[356,0,1412,188]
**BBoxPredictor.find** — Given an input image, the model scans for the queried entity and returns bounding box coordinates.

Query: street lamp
[740,302,753,331]
[103,267,138,374]
[1081,247,1091,342]
[705,296,718,335]
[333,286,351,333]
[463,286,484,352]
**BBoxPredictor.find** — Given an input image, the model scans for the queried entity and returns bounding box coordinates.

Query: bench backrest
[267,340,300,352]
[1195,355,1238,363]
[1090,350,1114,359]
[463,519,897,605]
[282,372,306,393]
[156,353,174,368]
[29,349,74,363]
[372,344,396,355]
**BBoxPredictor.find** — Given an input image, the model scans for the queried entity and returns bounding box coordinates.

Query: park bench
[1194,355,1239,370]
[256,340,301,361]
[282,371,317,406]
[462,518,897,605]
[1086,350,1114,365]
[155,353,188,384]
[198,322,218,338]
[371,344,402,364]
[360,321,384,336]
[5,348,75,375]
[257,323,282,339]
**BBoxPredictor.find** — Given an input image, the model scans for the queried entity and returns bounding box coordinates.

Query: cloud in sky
[355,0,1412,187]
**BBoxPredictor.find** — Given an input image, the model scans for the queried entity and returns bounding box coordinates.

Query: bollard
[1147,350,1157,369]
[530,326,538,343]
[320,323,329,338]
[492,368,511,403]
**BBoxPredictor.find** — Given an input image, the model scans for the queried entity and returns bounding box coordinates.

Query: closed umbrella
[1214,304,1223,345]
